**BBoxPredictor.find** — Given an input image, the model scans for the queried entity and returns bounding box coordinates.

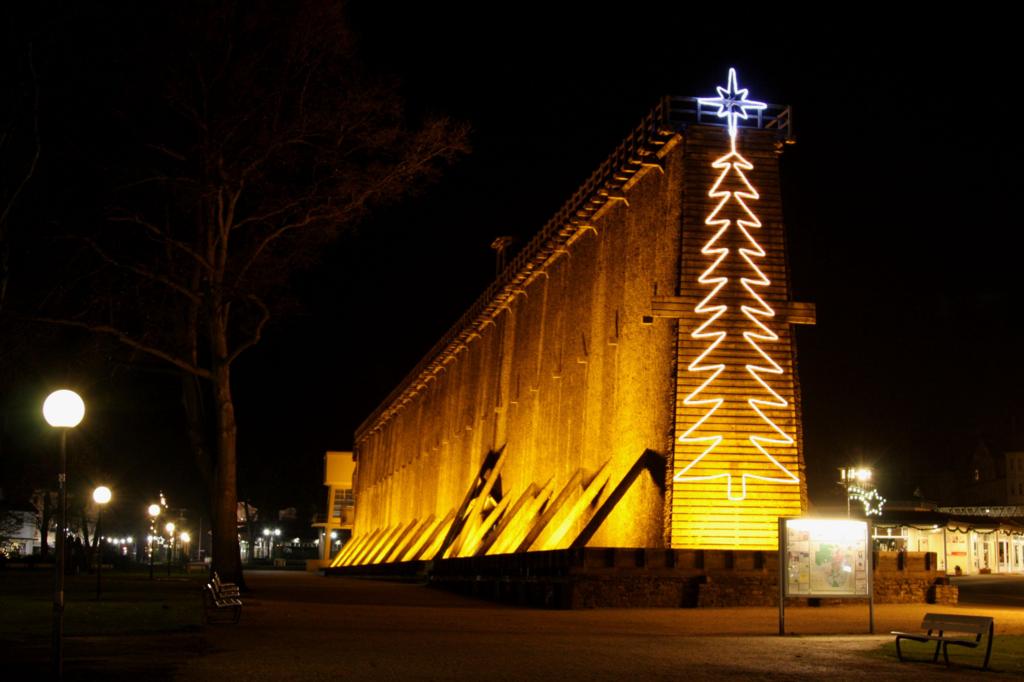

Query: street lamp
[43,388,85,680]
[179,531,191,563]
[165,521,175,576]
[839,466,873,518]
[92,486,111,599]
[148,504,160,579]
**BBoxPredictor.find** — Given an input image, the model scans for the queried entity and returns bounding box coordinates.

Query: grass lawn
[0,568,206,638]
[870,635,1024,676]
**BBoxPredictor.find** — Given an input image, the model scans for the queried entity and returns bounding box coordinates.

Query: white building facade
[874,514,1024,576]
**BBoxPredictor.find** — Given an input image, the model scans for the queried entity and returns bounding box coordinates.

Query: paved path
[172,571,1024,680]
[956,575,1024,607]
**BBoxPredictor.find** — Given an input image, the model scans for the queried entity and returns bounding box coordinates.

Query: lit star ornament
[698,68,766,142]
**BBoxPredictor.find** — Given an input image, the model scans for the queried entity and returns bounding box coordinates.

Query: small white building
[310,451,355,568]
[874,511,1024,576]
[1,508,41,557]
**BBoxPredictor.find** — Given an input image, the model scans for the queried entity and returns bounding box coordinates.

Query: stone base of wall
[324,559,428,578]
[875,575,932,603]
[697,573,777,607]
[569,576,704,608]
[930,583,959,605]
[433,574,706,609]
[325,548,956,609]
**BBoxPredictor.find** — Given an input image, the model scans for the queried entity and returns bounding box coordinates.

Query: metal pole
[868,519,875,635]
[167,536,172,576]
[778,517,785,636]
[942,527,948,574]
[149,535,154,579]
[845,472,851,519]
[51,428,67,679]
[95,508,102,600]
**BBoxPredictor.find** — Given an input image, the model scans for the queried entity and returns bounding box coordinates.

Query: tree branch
[74,235,202,303]
[231,207,323,286]
[109,213,214,273]
[145,143,187,162]
[227,295,270,365]
[27,315,213,380]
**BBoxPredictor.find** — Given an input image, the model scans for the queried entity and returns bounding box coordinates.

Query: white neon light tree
[674,68,799,501]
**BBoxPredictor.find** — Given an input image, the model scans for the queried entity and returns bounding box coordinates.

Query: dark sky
[2,5,1021,530]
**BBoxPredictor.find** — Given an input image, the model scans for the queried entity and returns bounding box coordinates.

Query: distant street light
[179,531,191,563]
[165,521,176,576]
[92,486,111,599]
[148,504,161,579]
[839,466,879,517]
[43,388,85,680]
[180,528,192,561]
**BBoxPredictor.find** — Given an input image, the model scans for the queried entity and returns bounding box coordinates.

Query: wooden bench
[212,571,240,597]
[203,582,242,623]
[203,572,242,624]
[892,613,993,669]
[186,561,207,574]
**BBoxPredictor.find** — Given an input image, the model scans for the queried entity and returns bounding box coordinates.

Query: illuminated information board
[778,518,873,634]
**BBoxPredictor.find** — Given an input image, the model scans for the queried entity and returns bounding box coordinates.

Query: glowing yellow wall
[670,127,808,550]
[325,451,355,487]
[353,140,685,550]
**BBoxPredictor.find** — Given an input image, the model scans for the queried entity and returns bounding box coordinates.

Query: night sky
[2,5,1021,532]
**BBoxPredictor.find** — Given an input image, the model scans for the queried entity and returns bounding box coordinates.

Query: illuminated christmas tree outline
[674,68,799,501]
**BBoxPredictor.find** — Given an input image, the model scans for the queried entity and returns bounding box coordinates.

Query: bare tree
[33,3,468,583]
[34,490,54,559]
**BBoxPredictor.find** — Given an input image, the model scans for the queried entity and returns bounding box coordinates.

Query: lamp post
[148,504,160,579]
[180,531,191,563]
[839,467,872,518]
[165,521,175,576]
[43,388,85,680]
[92,486,111,599]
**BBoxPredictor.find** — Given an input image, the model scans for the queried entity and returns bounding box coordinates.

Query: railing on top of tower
[668,96,793,141]
[355,95,794,442]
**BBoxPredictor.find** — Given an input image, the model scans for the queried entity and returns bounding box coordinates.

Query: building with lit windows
[312,451,355,567]
[874,509,1024,576]
[330,73,815,574]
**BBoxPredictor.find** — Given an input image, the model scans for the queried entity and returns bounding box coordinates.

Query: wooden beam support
[649,295,816,325]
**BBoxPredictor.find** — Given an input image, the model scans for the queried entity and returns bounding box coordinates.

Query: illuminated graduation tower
[334,69,811,569]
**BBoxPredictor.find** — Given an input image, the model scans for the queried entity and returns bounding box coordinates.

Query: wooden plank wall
[351,138,684,551]
[671,126,808,550]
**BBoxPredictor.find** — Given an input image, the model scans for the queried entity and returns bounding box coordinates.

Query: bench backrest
[922,613,992,639]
